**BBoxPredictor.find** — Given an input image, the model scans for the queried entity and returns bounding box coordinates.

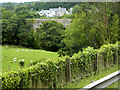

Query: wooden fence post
[115,49,118,64]
[68,59,71,82]
[51,79,53,88]
[66,57,71,83]
[103,53,107,68]
[0,79,1,90]
[94,54,98,73]
[97,53,98,72]
[31,77,33,88]
[118,48,120,64]
[113,49,118,64]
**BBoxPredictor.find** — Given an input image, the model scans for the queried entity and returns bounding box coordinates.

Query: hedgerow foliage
[2,41,120,89]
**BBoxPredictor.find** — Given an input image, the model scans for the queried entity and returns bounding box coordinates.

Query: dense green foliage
[2,41,120,89]
[1,2,78,50]
[2,2,81,11]
[2,2,41,18]
[2,8,65,50]
[2,2,119,54]
[36,21,65,52]
[72,5,81,14]
[59,2,120,56]
[25,2,81,11]
[2,10,33,47]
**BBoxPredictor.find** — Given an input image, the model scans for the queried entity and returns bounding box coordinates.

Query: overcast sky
[0,0,40,3]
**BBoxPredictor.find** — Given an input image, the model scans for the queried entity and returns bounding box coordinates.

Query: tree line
[2,2,81,11]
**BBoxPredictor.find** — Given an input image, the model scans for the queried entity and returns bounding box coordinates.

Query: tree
[60,2,119,56]
[36,20,65,52]
[2,8,33,47]
[72,5,80,14]
[2,8,13,19]
[94,2,119,44]
[2,2,15,11]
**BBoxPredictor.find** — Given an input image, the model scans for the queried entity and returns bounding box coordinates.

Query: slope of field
[2,45,59,72]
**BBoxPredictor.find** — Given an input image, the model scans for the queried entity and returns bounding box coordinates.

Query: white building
[39,10,56,17]
[38,7,73,17]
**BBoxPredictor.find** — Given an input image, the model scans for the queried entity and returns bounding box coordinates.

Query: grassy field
[2,45,59,72]
[62,65,119,88]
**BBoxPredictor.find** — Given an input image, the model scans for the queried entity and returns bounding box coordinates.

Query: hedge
[1,41,120,89]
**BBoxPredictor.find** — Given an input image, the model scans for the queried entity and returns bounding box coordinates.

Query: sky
[0,0,40,3]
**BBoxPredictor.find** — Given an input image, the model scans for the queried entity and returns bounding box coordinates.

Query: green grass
[2,45,59,72]
[105,80,120,88]
[62,65,119,88]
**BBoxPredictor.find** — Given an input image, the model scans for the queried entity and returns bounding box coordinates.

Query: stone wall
[27,19,72,31]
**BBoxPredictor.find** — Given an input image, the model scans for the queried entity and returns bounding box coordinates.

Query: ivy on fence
[2,41,120,89]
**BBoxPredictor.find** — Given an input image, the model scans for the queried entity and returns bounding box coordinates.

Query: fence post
[115,49,118,64]
[31,77,33,88]
[51,79,53,88]
[68,59,71,82]
[66,57,71,83]
[113,49,118,64]
[94,54,98,73]
[118,48,120,64]
[103,53,107,68]
[0,79,1,90]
